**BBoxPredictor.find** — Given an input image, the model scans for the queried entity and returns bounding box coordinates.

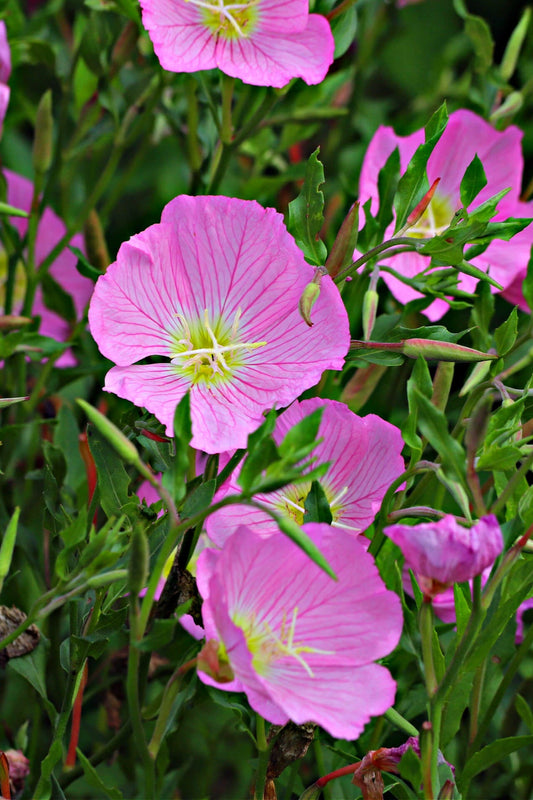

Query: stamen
[329,485,349,509]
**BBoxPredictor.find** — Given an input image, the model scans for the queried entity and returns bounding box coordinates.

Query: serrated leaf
[288,148,327,266]
[460,154,487,209]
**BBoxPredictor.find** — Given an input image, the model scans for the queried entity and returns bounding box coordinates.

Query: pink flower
[88,195,349,454]
[384,514,503,597]
[206,397,405,545]
[515,597,533,644]
[358,109,533,319]
[195,523,402,739]
[139,0,334,87]
[0,21,11,133]
[1,170,93,367]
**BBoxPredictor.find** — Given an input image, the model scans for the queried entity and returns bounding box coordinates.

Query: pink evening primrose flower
[384,514,503,599]
[88,195,349,454]
[195,523,403,739]
[1,170,93,367]
[206,397,405,545]
[358,109,533,320]
[0,21,11,134]
[139,0,335,88]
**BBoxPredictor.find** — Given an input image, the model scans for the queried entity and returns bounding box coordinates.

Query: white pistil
[282,496,306,516]
[260,608,334,677]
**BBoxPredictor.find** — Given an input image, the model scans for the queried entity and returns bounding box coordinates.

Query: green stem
[489,449,533,515]
[420,601,438,696]
[59,721,132,788]
[185,76,203,182]
[148,662,193,759]
[468,659,486,752]
[254,715,270,800]
[333,237,422,283]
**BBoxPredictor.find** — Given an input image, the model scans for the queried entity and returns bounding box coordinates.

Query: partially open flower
[384,514,503,599]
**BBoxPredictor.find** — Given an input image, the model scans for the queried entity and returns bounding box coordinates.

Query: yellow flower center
[275,483,361,532]
[233,607,333,677]
[185,0,259,39]
[170,308,266,387]
[405,192,454,239]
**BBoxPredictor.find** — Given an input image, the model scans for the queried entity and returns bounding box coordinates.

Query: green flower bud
[401,338,497,363]
[500,7,531,82]
[83,209,111,273]
[362,288,379,341]
[325,202,359,279]
[490,91,523,124]
[32,90,53,175]
[298,282,321,327]
[76,398,141,466]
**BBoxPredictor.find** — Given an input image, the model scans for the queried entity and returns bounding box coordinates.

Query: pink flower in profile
[358,109,533,319]
[195,523,403,739]
[139,0,334,88]
[384,514,503,599]
[0,21,11,133]
[89,195,349,454]
[206,397,404,545]
[1,170,93,367]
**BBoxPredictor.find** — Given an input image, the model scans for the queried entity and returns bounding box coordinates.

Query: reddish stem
[316,761,361,788]
[65,662,89,768]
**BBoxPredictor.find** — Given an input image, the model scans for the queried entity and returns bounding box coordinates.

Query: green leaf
[0,201,29,217]
[69,245,103,282]
[494,307,518,356]
[41,272,77,325]
[288,148,328,266]
[413,388,466,482]
[303,481,332,524]
[515,694,533,733]
[87,427,137,520]
[173,392,192,444]
[398,746,422,789]
[460,736,533,790]
[278,407,323,459]
[330,2,357,58]
[464,13,494,73]
[76,748,123,799]
[394,103,448,233]
[0,507,19,592]
[181,479,216,519]
[376,147,400,236]
[476,445,523,472]
[460,154,487,209]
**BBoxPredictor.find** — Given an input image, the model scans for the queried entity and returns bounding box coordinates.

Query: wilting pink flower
[89,195,349,454]
[384,514,503,598]
[206,397,404,545]
[0,22,10,134]
[195,523,402,739]
[358,109,533,319]
[1,170,93,366]
[139,0,334,87]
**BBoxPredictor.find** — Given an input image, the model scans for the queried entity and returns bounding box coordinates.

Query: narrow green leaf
[465,14,494,73]
[0,201,29,217]
[69,245,103,282]
[87,427,137,519]
[0,507,20,591]
[461,736,533,789]
[522,245,533,311]
[376,147,400,235]
[460,154,487,209]
[515,694,533,733]
[76,748,123,799]
[413,388,466,481]
[288,148,328,266]
[41,272,77,324]
[303,481,332,524]
[330,2,357,58]
[278,407,323,459]
[181,479,216,519]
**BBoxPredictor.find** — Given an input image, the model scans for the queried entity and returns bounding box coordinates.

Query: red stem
[65,662,89,768]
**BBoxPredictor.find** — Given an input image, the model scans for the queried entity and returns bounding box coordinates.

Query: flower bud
[459,358,492,396]
[32,90,53,175]
[362,288,379,341]
[397,178,440,235]
[298,267,327,327]
[438,780,456,800]
[325,202,359,278]
[500,7,531,82]
[76,398,141,466]
[465,394,492,457]
[401,338,497,363]
[490,91,523,125]
[84,209,111,273]
[128,524,149,596]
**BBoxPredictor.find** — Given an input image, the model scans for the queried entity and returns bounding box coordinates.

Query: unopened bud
[76,398,141,466]
[298,782,322,800]
[325,202,359,278]
[128,524,149,596]
[438,780,456,800]
[362,288,379,341]
[490,91,523,124]
[84,209,111,273]
[298,267,327,327]
[0,315,32,330]
[32,90,53,174]
[500,7,531,81]
[459,359,492,396]
[401,338,497,363]
[399,178,440,235]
